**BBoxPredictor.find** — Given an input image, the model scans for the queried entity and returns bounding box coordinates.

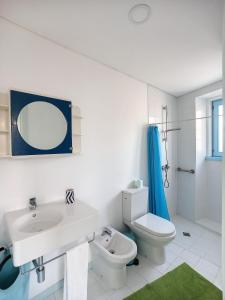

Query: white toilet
[122,187,176,265]
[91,226,137,289]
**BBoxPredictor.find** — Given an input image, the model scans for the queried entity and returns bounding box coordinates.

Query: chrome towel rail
[20,232,95,275]
[177,167,195,174]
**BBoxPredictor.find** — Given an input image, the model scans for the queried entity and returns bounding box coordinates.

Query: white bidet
[91,226,137,289]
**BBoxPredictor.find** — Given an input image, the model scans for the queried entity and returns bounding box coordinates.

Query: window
[212,99,223,157]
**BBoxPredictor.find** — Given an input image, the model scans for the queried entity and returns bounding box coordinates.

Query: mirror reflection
[17,101,67,150]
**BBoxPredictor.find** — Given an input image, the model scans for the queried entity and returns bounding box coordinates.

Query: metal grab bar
[177,167,195,174]
[161,128,181,133]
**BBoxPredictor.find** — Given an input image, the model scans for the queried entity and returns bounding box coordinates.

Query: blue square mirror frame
[10,90,73,156]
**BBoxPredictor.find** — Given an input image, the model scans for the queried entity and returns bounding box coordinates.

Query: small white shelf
[0,93,10,157]
[0,104,9,110]
[72,115,83,119]
[0,130,9,134]
[0,154,11,158]
[72,106,82,155]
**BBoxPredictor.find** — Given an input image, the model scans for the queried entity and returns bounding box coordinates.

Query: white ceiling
[0,0,223,97]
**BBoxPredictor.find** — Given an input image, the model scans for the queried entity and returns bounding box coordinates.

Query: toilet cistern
[122,187,176,264]
[29,197,37,210]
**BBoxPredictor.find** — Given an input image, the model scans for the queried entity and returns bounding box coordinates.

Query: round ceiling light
[128,4,151,24]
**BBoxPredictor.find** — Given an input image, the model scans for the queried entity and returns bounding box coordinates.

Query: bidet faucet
[29,197,37,210]
[101,227,112,237]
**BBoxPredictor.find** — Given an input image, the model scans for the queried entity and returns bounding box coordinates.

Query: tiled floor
[47,215,222,300]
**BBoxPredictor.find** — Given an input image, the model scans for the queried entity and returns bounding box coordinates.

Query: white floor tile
[136,254,170,274]
[126,267,147,292]
[87,283,109,300]
[166,257,186,273]
[165,249,178,263]
[45,215,222,300]
[194,258,219,282]
[214,269,223,290]
[189,242,206,257]
[108,286,132,300]
[179,249,201,268]
[46,295,56,300]
[152,260,171,274]
[173,230,198,250]
[203,248,222,266]
[87,272,113,300]
[137,263,162,283]
[166,242,184,256]
[54,288,63,300]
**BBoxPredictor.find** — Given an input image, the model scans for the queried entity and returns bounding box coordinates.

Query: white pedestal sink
[5,200,99,266]
[15,209,63,234]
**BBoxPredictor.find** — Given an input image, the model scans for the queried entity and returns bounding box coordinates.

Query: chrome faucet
[101,227,112,237]
[29,197,37,210]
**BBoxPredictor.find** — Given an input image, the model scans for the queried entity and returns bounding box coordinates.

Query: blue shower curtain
[147,125,170,220]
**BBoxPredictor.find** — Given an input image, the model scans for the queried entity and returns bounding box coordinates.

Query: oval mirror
[17,101,68,150]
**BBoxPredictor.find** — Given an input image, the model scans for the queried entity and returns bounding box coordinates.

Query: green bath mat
[124,263,222,300]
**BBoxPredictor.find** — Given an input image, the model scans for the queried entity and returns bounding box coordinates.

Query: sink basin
[5,201,99,266]
[15,209,63,233]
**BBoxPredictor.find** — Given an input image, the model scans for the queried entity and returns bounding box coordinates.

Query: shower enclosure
[177,90,222,234]
[148,85,223,234]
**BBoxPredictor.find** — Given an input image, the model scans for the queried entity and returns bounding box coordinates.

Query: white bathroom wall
[0,18,148,298]
[177,93,196,221]
[222,2,225,292]
[0,18,179,298]
[177,81,223,222]
[195,97,208,221]
[196,93,222,224]
[147,86,178,217]
[206,161,222,223]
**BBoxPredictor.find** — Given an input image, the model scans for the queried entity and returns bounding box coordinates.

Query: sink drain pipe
[32,256,45,283]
